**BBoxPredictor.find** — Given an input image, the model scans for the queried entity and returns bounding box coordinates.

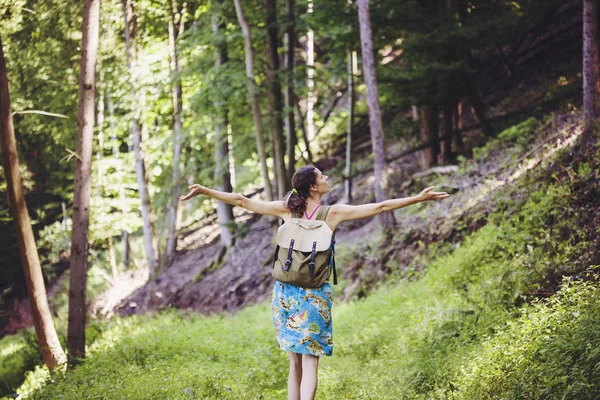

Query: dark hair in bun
[285,165,317,216]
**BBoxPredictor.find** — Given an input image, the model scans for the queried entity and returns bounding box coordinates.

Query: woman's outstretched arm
[328,186,449,227]
[180,184,289,218]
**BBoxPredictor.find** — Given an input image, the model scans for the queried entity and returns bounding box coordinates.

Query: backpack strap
[316,206,337,285]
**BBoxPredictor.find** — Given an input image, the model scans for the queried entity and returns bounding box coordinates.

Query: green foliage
[437,277,600,400]
[473,117,540,161]
[0,331,42,398]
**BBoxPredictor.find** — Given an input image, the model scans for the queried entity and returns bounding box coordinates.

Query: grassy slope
[3,117,600,400]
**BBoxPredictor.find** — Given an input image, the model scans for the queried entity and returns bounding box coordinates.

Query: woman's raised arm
[180,184,289,218]
[327,186,449,228]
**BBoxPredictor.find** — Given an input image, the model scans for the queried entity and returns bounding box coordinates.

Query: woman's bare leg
[300,354,320,400]
[288,352,303,400]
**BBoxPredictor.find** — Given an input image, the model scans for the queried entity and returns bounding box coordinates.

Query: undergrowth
[3,119,599,399]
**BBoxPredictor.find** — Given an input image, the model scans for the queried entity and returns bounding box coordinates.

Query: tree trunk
[344,49,356,203]
[453,100,465,154]
[420,106,439,168]
[213,5,235,248]
[264,0,288,198]
[233,0,273,201]
[306,0,315,143]
[583,0,600,138]
[96,88,104,196]
[357,0,395,228]
[108,236,118,282]
[284,0,297,181]
[107,91,130,269]
[165,0,185,261]
[67,0,100,362]
[441,103,453,163]
[295,96,313,163]
[463,73,493,137]
[122,0,157,275]
[0,38,67,372]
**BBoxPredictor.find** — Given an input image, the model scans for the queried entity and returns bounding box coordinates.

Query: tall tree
[264,0,288,197]
[357,0,395,228]
[67,0,100,361]
[233,0,273,201]
[420,106,439,168]
[0,38,67,371]
[583,0,599,138]
[121,0,158,275]
[212,2,235,247]
[165,0,185,261]
[344,49,356,202]
[284,0,297,181]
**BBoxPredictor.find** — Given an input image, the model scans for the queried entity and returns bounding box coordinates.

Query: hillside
[2,110,599,399]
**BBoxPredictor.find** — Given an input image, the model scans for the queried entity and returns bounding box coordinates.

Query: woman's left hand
[179,184,205,201]
[417,186,450,202]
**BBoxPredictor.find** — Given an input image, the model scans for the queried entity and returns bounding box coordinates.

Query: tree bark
[441,102,453,163]
[463,73,493,138]
[357,0,395,228]
[583,0,600,138]
[96,88,104,196]
[284,0,297,181]
[306,0,315,142]
[453,100,465,154]
[344,49,356,203]
[233,0,273,201]
[264,0,288,198]
[420,106,439,168]
[165,0,185,261]
[212,4,235,248]
[122,0,157,275]
[295,96,313,163]
[0,38,67,372]
[67,0,100,362]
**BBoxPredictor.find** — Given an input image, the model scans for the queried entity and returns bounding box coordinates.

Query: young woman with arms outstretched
[180,165,449,400]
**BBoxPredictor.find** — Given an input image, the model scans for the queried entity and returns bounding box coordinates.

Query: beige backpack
[272,206,337,288]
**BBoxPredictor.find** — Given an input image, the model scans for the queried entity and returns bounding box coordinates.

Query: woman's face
[312,169,330,194]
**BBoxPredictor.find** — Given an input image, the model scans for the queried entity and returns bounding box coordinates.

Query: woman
[180,165,449,400]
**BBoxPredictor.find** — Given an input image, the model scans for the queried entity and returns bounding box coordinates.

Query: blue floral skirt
[271,281,333,356]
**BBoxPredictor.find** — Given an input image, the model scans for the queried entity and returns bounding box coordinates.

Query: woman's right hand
[179,184,205,201]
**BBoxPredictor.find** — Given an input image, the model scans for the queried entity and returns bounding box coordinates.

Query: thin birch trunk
[284,0,296,181]
[121,0,157,275]
[306,0,315,142]
[357,0,395,228]
[213,5,235,247]
[165,0,185,260]
[583,0,599,138]
[344,49,356,203]
[0,38,67,372]
[108,236,118,282]
[67,0,100,361]
[295,96,313,163]
[264,0,288,197]
[233,0,273,200]
[96,88,104,196]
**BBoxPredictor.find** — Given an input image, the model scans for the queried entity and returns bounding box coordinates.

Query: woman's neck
[306,194,321,208]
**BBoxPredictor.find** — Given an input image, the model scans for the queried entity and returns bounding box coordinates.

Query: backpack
[272,205,338,288]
